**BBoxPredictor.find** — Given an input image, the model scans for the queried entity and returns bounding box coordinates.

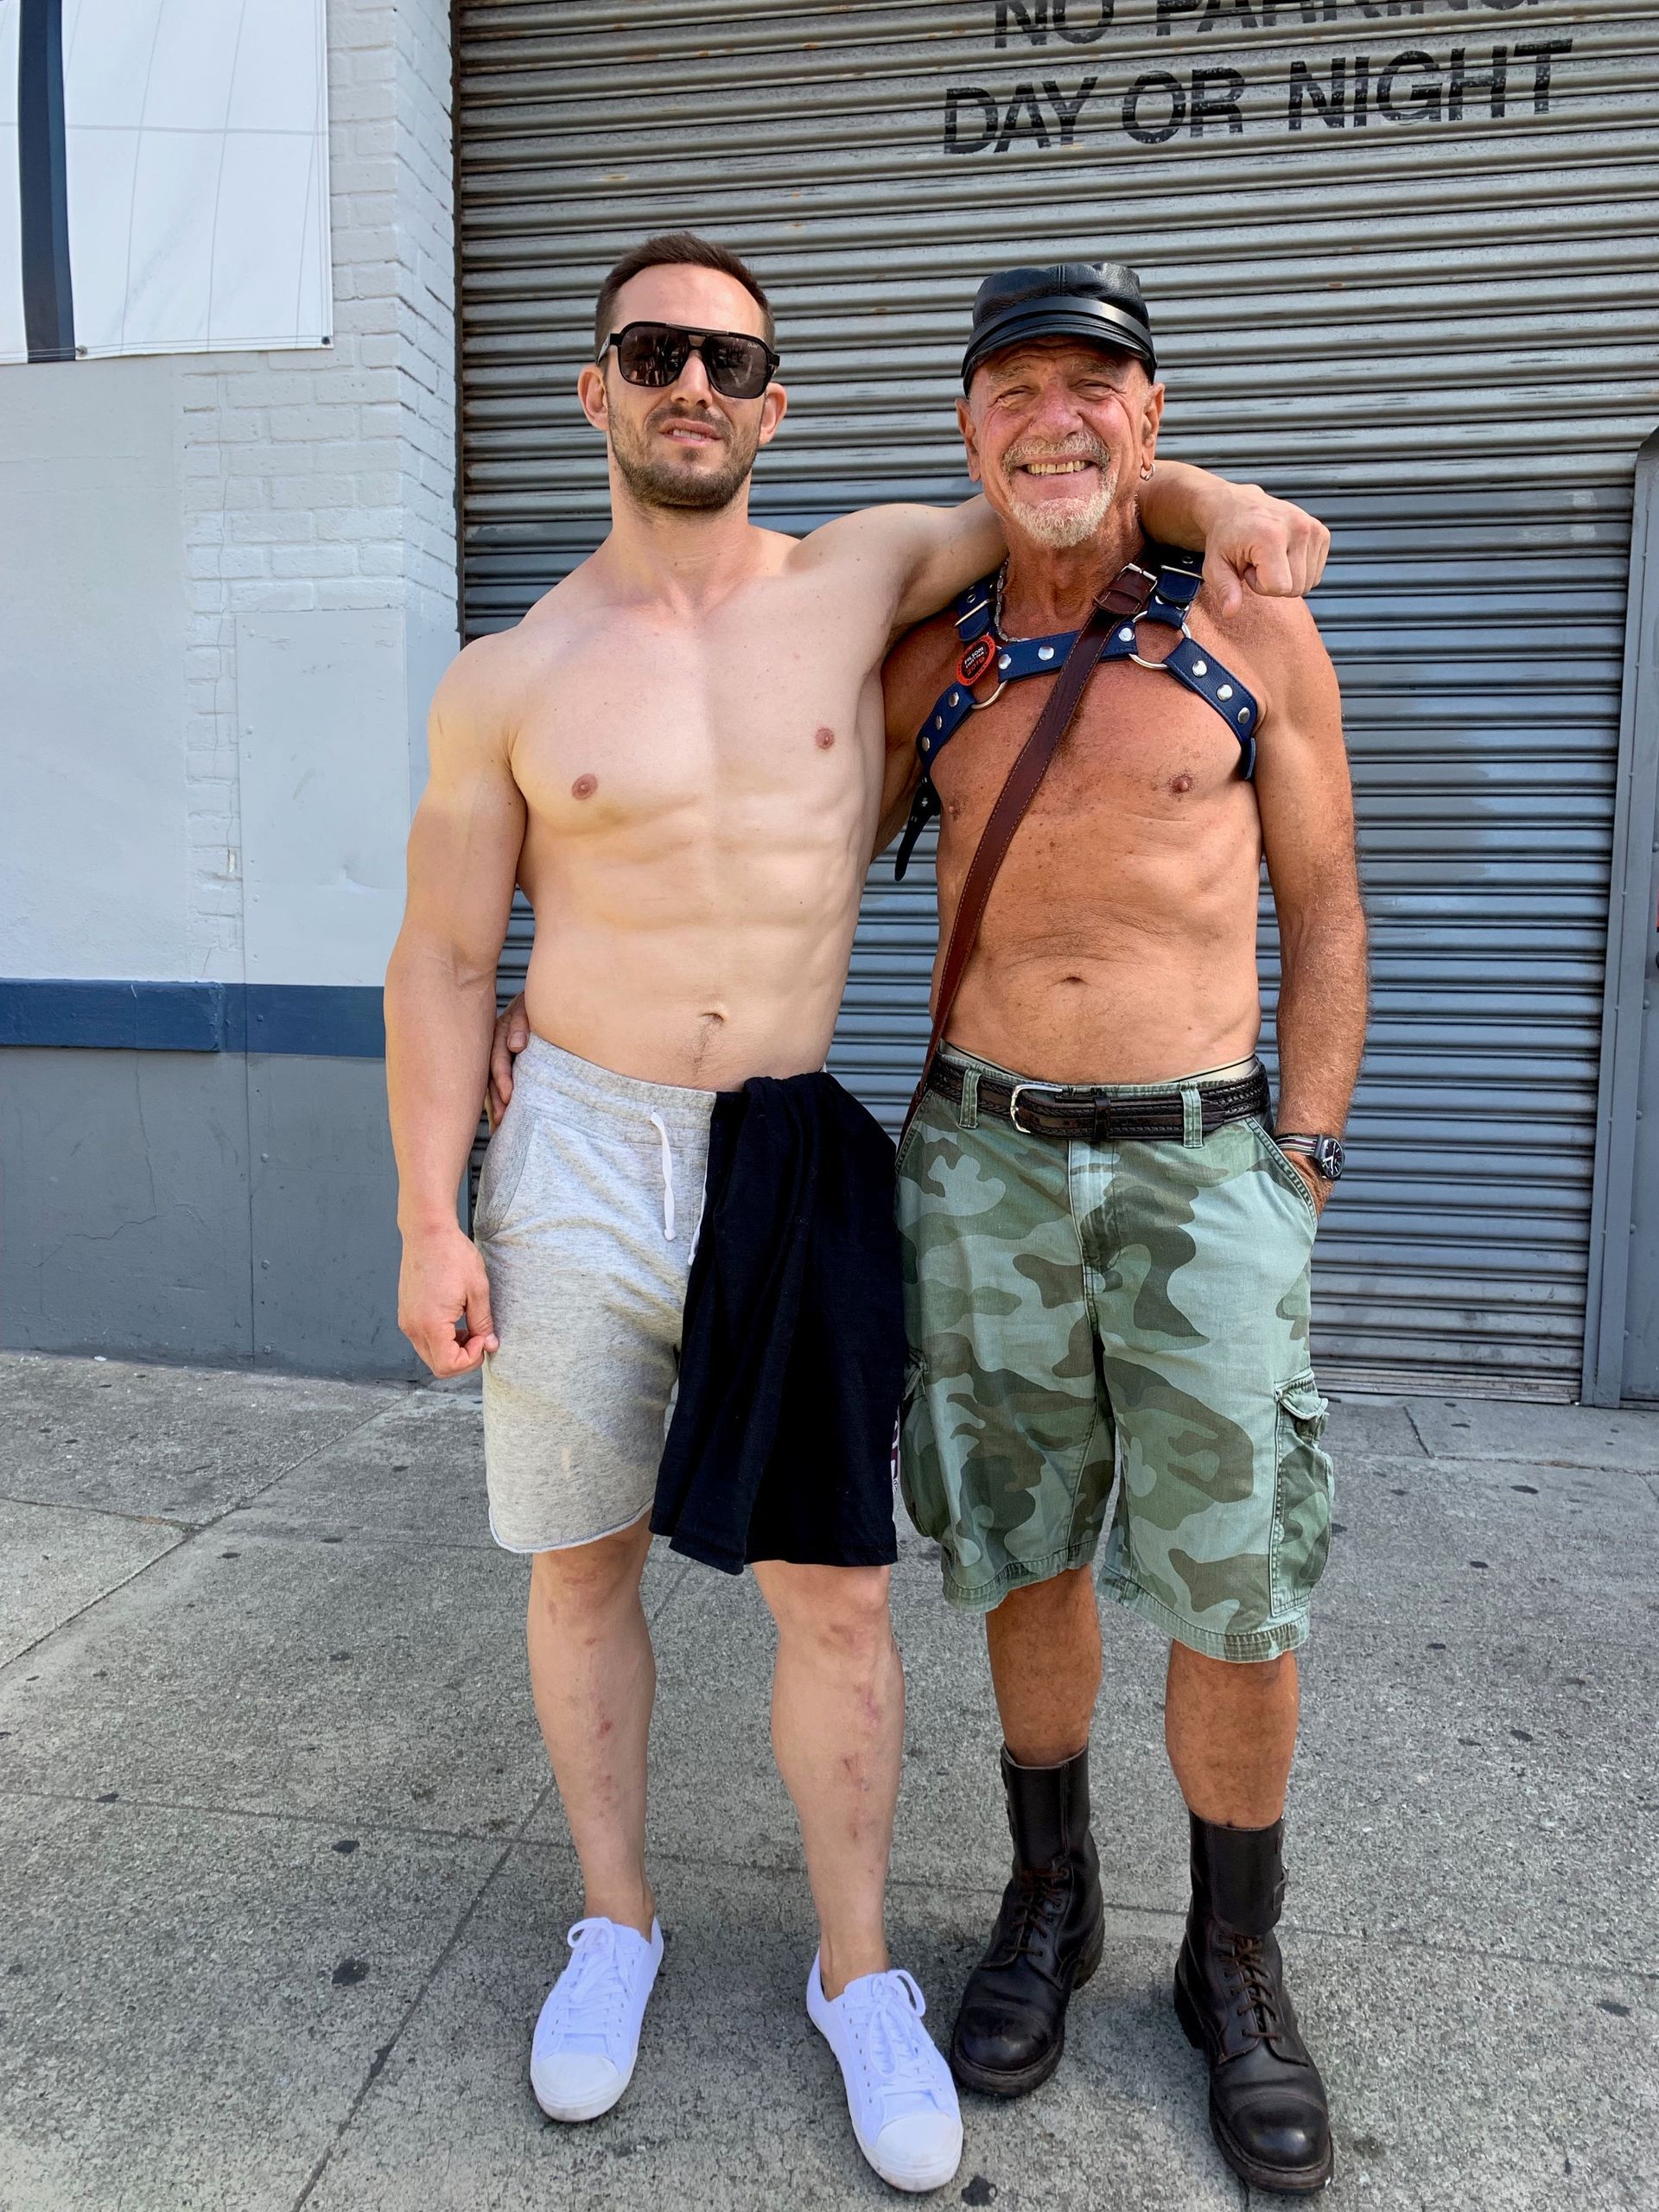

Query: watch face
[1318,1139,1345,1182]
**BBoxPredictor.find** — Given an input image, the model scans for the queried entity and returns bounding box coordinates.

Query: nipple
[571,773,598,800]
[1170,772,1194,795]
[814,726,836,750]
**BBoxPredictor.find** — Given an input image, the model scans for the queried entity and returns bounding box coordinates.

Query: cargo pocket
[1270,1371,1334,1618]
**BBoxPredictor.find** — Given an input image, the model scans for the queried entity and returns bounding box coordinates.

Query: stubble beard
[609,399,760,514]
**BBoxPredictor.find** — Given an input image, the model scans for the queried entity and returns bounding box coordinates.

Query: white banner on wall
[0,0,330,365]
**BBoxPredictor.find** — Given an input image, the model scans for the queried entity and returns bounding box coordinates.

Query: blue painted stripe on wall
[0,982,386,1057]
[235,987,386,1058]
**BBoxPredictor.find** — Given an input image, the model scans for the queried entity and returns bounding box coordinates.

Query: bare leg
[985,1567,1103,1766]
[526,1515,657,1936]
[753,1561,903,1999]
[1164,1643,1299,1827]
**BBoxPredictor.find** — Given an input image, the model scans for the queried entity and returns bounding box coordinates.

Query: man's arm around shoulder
[385,638,527,1374]
[799,463,1332,651]
[793,495,1005,641]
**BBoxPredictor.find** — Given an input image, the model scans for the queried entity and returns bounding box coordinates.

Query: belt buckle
[1007,1080,1069,1135]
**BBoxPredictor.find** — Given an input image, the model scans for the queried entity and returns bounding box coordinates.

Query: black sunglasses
[599,320,780,401]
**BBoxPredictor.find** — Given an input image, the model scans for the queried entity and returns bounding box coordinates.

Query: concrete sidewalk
[0,1353,1654,2212]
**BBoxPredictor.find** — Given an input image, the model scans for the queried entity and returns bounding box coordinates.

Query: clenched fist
[1200,482,1330,616]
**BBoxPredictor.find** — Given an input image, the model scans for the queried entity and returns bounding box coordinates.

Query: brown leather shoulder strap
[902,559,1156,1133]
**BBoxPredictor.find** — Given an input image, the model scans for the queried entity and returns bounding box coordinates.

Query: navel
[571,772,598,800]
[814,725,836,751]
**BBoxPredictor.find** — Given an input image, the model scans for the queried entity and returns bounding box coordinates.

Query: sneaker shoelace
[845,1969,949,2121]
[543,1918,632,2054]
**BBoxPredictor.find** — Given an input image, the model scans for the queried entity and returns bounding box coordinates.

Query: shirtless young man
[389,232,1327,2193]
[881,264,1367,2193]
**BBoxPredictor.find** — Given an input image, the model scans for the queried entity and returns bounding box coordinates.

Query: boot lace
[998,1865,1071,1961]
[1219,1930,1285,2055]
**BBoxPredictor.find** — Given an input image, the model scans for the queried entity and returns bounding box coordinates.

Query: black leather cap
[962,262,1156,390]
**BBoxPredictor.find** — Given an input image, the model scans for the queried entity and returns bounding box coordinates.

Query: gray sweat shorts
[474,1036,715,1554]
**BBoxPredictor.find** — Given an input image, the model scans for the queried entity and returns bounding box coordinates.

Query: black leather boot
[950,1745,1104,2095]
[1174,1814,1333,2193]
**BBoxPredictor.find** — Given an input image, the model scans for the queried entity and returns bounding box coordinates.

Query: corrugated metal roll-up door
[455,1,1659,1394]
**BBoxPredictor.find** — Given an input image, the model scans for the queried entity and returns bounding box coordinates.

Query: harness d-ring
[1127,611,1190,672]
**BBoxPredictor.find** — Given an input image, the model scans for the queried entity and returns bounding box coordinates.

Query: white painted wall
[0,0,455,988]
[0,358,191,978]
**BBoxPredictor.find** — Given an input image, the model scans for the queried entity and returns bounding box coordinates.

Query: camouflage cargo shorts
[896,1046,1334,1663]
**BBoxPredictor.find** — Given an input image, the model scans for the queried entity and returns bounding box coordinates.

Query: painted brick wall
[179,0,455,981]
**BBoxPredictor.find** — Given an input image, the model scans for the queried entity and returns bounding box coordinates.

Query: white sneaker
[807,1955,963,2193]
[530,1916,664,2123]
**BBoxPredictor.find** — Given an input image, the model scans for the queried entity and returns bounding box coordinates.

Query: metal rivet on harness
[1238,708,1249,722]
[998,652,1010,671]
[950,691,960,705]
[1218,684,1233,700]
[1038,645,1054,661]
[1119,627,1134,641]
[1193,659,1207,676]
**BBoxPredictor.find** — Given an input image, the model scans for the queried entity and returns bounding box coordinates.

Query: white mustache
[1002,436,1111,475]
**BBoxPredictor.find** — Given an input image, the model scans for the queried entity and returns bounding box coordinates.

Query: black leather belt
[926,1058,1270,1141]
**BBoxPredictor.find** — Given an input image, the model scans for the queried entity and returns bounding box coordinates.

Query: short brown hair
[593,232,774,353]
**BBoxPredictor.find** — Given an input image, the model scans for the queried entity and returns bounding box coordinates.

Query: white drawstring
[646,1112,676,1240]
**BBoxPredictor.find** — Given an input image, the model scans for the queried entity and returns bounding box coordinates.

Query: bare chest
[512,596,882,838]
[931,650,1261,861]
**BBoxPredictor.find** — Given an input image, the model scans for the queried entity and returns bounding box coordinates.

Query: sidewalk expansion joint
[499,1837,1657,1985]
[289,1836,517,2211]
[0,1779,538,1851]
[0,1393,410,1679]
[289,1769,556,2208]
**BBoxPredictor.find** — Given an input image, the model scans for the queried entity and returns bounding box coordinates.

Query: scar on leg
[814,726,836,750]
[572,773,598,799]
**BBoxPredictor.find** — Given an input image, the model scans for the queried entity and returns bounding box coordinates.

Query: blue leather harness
[893,543,1261,880]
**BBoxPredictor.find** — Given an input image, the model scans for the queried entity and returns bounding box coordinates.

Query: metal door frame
[1583,428,1659,1406]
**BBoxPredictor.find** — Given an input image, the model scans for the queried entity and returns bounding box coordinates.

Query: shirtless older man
[389,232,1326,2192]
[881,264,1366,2192]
